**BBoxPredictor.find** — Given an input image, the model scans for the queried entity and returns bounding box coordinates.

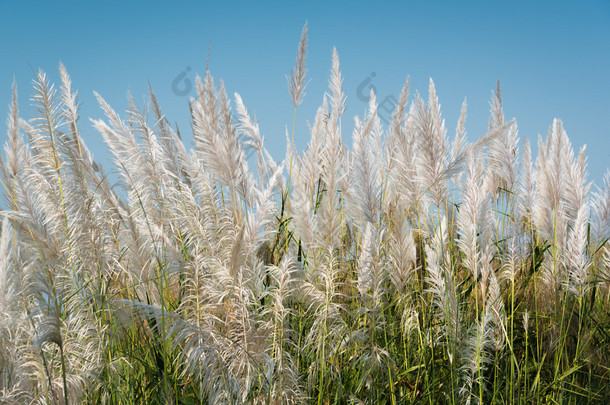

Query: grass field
[1,27,610,404]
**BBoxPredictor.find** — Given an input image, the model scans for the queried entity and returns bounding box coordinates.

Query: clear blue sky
[1,0,609,185]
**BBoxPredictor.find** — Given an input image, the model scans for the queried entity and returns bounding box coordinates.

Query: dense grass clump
[1,28,610,404]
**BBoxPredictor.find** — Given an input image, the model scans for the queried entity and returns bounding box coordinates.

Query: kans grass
[1,25,610,404]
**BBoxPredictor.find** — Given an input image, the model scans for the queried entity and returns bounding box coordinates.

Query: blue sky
[1,0,609,185]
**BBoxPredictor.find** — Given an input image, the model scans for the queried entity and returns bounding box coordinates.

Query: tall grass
[1,28,610,404]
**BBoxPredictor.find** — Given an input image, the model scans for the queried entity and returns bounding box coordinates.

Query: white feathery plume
[149,85,193,190]
[459,302,494,405]
[592,171,610,243]
[357,222,376,297]
[2,82,25,185]
[291,98,328,250]
[0,217,31,401]
[592,174,610,295]
[534,119,589,293]
[389,79,410,137]
[533,119,571,243]
[450,98,468,187]
[387,216,417,291]
[128,94,172,209]
[459,258,504,405]
[489,80,505,130]
[301,98,327,198]
[92,94,171,285]
[565,145,590,227]
[485,268,506,351]
[91,92,145,187]
[262,258,304,404]
[58,63,81,149]
[488,122,519,197]
[288,22,309,108]
[191,73,253,211]
[566,202,591,299]
[244,163,284,254]
[386,78,410,170]
[457,153,492,281]
[391,102,421,216]
[602,247,610,297]
[328,48,346,128]
[302,247,346,392]
[218,80,254,204]
[57,67,120,229]
[486,82,520,197]
[0,218,17,318]
[316,53,347,250]
[500,219,525,294]
[414,79,449,209]
[350,89,380,226]
[518,138,536,226]
[234,92,277,186]
[425,218,461,363]
[382,79,410,215]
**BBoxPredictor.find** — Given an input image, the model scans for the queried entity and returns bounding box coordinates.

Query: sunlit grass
[1,27,609,404]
